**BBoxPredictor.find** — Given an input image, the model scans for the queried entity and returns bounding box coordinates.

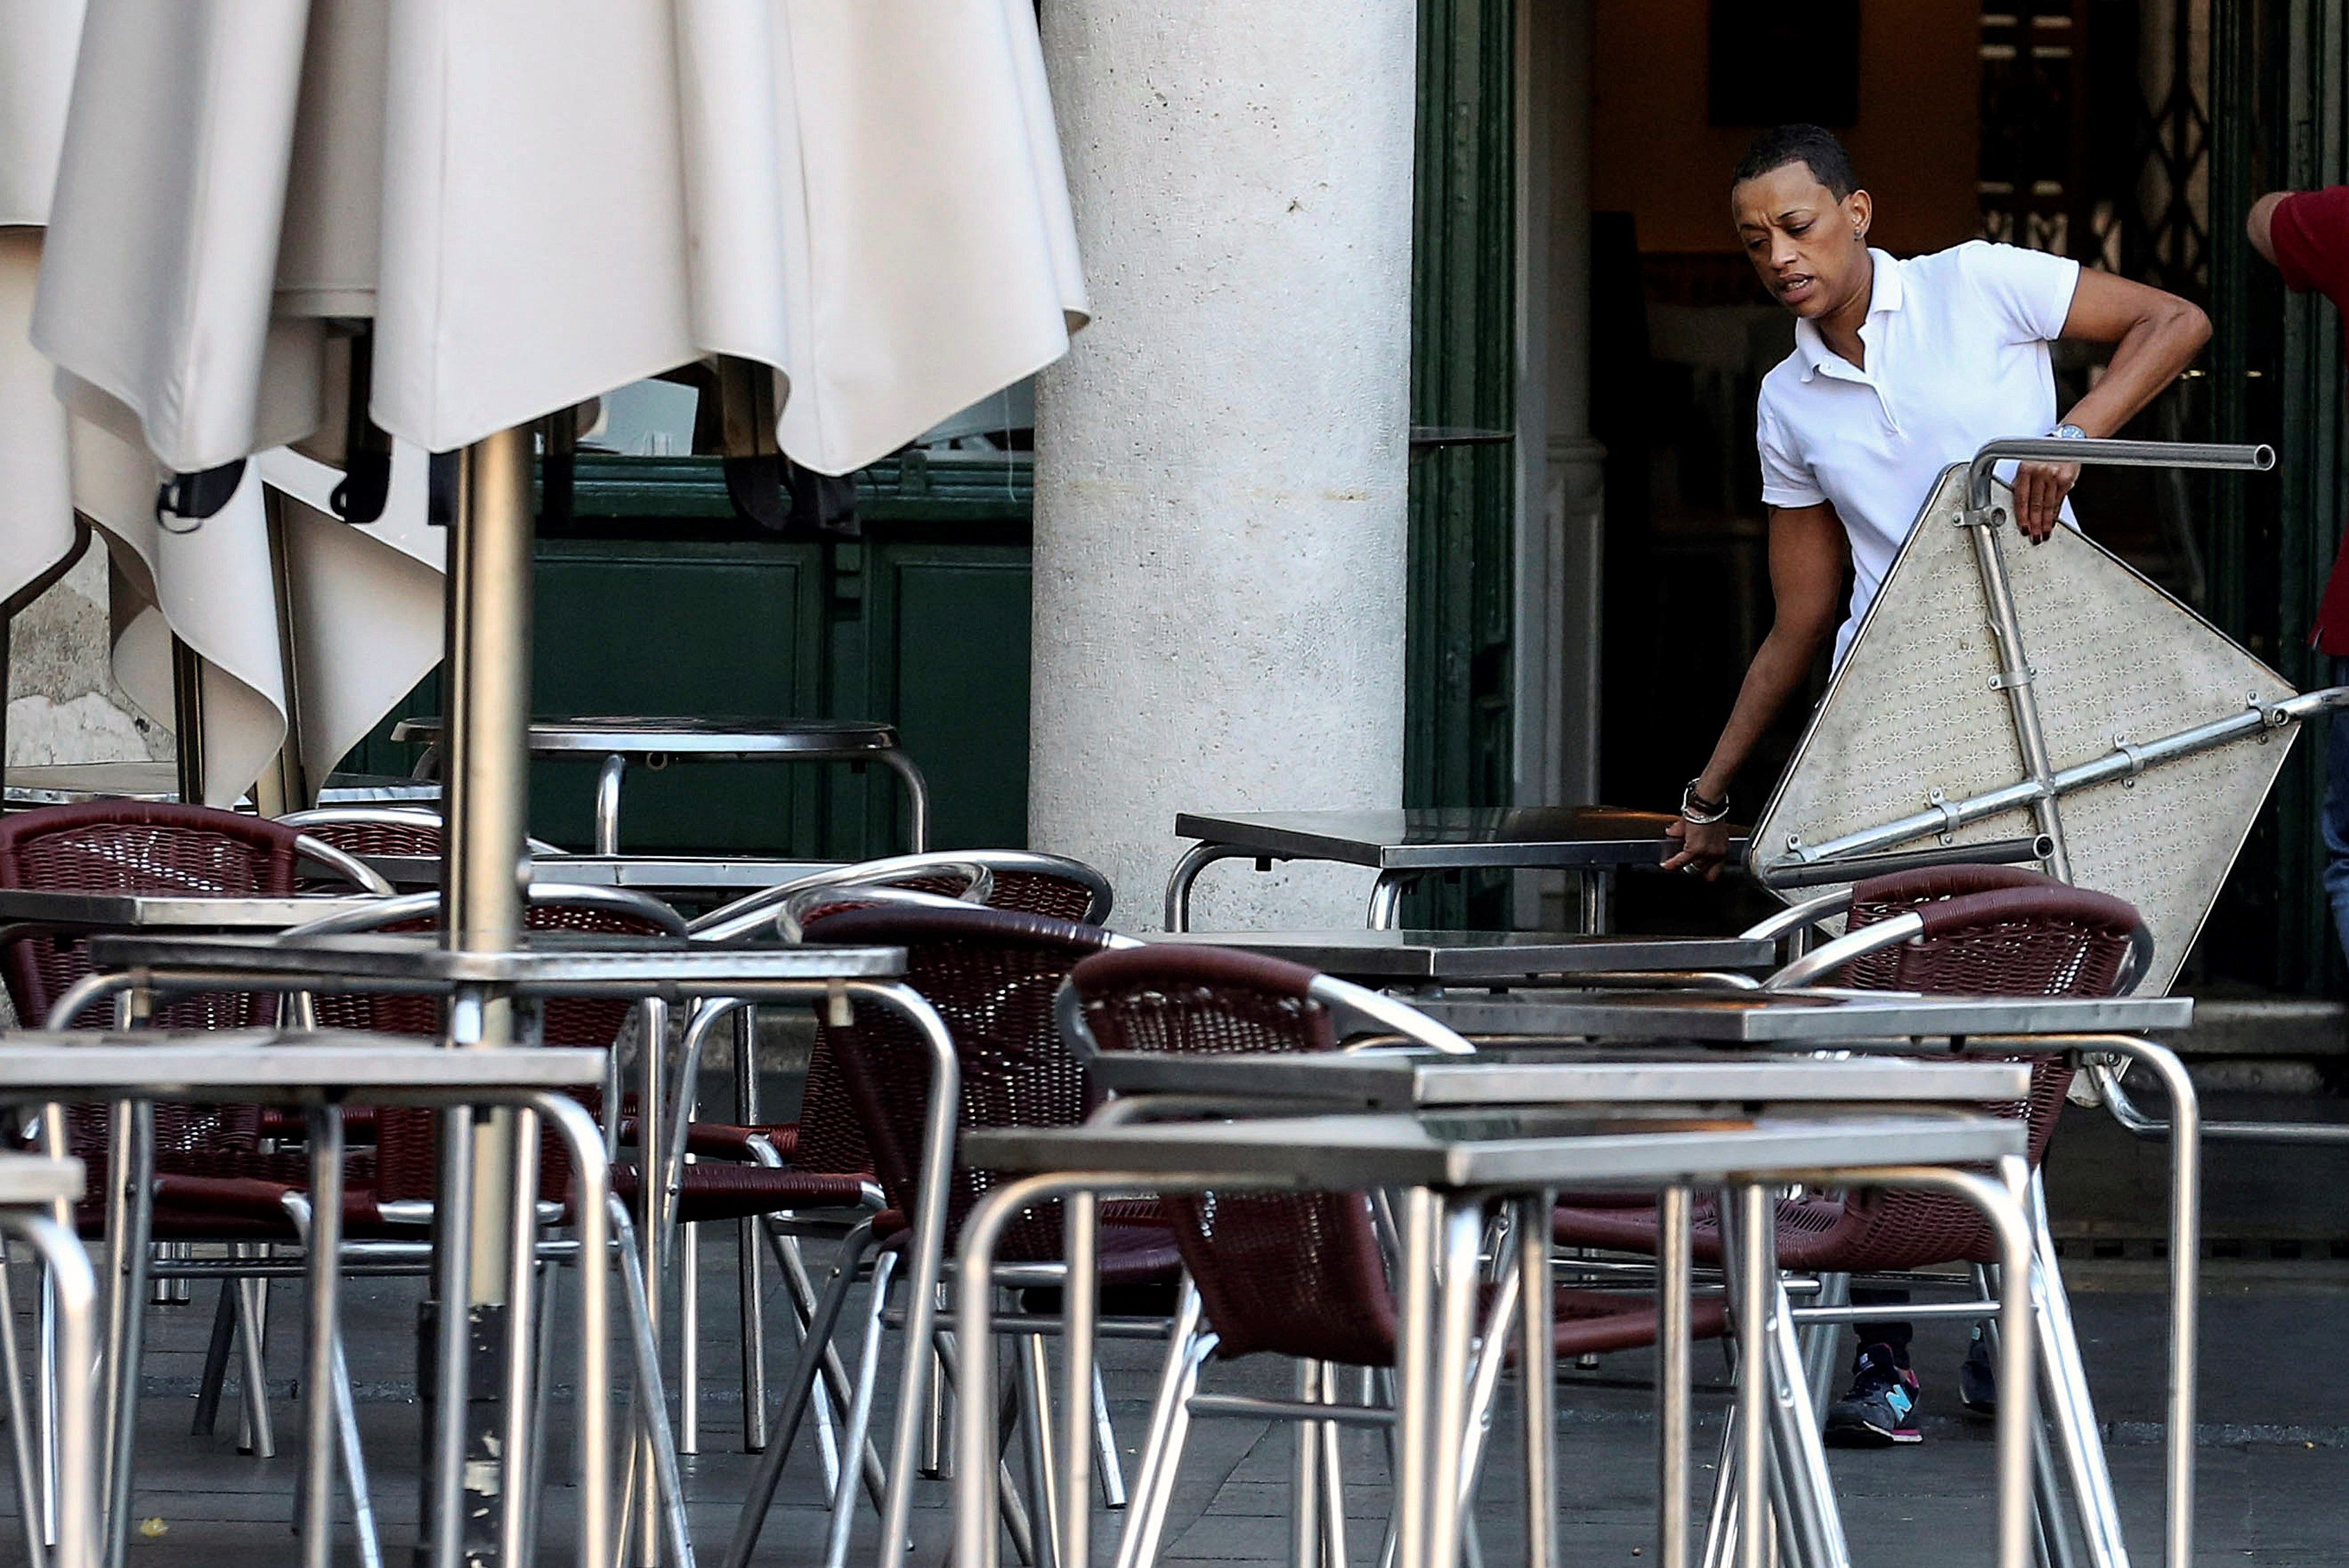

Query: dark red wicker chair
[1553,867,2149,1270]
[727,898,1173,1564]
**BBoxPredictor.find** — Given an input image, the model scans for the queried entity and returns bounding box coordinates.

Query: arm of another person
[1662,503,1849,878]
[2010,270,2212,541]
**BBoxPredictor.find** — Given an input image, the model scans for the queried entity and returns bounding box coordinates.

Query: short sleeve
[1756,397,1826,510]
[1960,241,2082,344]
[2271,188,2349,308]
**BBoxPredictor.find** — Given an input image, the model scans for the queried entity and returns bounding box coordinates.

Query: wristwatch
[2048,423,2088,441]
[1679,778,1730,825]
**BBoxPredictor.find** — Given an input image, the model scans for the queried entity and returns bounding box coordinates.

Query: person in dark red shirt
[2250,186,2349,959]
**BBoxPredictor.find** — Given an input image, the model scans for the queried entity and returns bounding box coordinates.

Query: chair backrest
[1064,945,1398,1367]
[0,801,309,1031]
[1799,867,2147,1266]
[797,901,1117,1262]
[279,806,445,860]
[293,886,686,1204]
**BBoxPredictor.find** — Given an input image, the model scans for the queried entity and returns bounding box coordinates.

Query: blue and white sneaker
[1823,1342,1922,1447]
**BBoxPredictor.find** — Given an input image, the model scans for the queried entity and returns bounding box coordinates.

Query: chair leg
[1110,1325,1213,1568]
[1091,1365,1125,1510]
[330,1321,383,1568]
[1698,1401,1740,1568]
[680,1218,701,1456]
[1110,1282,1203,1568]
[1760,1279,1850,1568]
[724,1221,880,1568]
[1290,1362,1324,1568]
[1800,1272,1850,1418]
[764,1220,882,1506]
[1018,1332,1064,1568]
[821,1251,900,1568]
[1317,1378,1348,1568]
[233,1267,275,1458]
[2029,1245,2132,1568]
[738,1215,768,1454]
[191,1281,235,1438]
[608,1199,694,1568]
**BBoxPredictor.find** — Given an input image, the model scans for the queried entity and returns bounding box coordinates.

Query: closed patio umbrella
[32,4,1087,1565]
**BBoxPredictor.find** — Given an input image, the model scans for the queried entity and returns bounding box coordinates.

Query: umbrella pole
[170,636,205,804]
[431,425,535,1567]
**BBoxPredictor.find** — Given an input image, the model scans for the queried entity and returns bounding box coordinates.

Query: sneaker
[1823,1341,1922,1447]
[1958,1327,1997,1418]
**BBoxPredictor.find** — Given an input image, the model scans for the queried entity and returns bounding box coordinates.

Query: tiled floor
[1,1242,2343,1568]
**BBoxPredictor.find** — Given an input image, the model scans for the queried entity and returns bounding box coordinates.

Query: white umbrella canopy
[34,0,1087,479]
[6,0,446,806]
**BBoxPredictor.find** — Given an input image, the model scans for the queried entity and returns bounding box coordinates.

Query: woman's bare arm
[1662,503,1849,877]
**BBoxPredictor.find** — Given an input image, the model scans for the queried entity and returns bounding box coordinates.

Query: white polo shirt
[1756,241,2083,666]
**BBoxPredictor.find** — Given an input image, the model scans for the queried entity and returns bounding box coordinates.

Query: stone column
[1029,5,1417,929]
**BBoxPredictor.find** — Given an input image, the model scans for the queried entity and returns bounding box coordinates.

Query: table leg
[101,1103,152,1568]
[865,982,962,1568]
[1161,843,1254,933]
[1392,1189,1438,1568]
[427,1108,476,1568]
[499,1109,542,1568]
[523,1094,614,1568]
[2,1217,94,1568]
[1656,1186,1691,1568]
[1517,1191,1557,1568]
[1422,1200,1482,1568]
[300,1109,347,1568]
[595,753,627,856]
[1060,1193,1100,1568]
[1730,1186,1769,1568]
[1576,871,1614,937]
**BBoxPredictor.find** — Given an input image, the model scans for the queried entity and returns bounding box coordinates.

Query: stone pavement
[4,1245,2346,1568]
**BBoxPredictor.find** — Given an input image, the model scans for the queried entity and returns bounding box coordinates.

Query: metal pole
[1731,1186,1770,1568]
[1518,1190,1557,1568]
[170,637,205,806]
[434,423,536,1565]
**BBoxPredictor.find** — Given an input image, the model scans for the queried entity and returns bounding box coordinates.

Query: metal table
[1082,1048,2032,1109]
[1146,928,1777,983]
[66,932,957,1568]
[1165,807,1752,932]
[955,1108,2036,1568]
[0,890,387,935]
[0,1152,93,1568]
[362,852,844,899]
[1409,988,2194,1042]
[392,715,929,855]
[4,762,437,809]
[1398,984,2201,1568]
[0,1031,613,1568]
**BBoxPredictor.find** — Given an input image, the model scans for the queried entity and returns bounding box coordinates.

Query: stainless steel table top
[363,853,843,895]
[1410,989,2193,1042]
[0,1152,82,1206]
[1082,1049,2032,1108]
[0,1031,605,1092]
[1171,806,1752,872]
[4,762,437,807]
[85,930,905,994]
[0,890,386,930]
[392,715,902,758]
[1146,928,1777,979]
[963,1106,2025,1190]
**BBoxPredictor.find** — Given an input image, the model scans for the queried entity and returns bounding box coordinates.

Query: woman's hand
[2011,459,2079,543]
[1662,816,1732,881]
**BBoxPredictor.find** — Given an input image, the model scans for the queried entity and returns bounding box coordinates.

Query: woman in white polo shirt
[1664,124,2210,878]
[1666,125,2209,1449]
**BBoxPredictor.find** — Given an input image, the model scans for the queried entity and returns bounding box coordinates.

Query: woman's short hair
[1732,125,1859,200]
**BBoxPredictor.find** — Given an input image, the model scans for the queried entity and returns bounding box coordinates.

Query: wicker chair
[727,898,1172,1568]
[1063,944,1730,1568]
[1555,867,2148,1270]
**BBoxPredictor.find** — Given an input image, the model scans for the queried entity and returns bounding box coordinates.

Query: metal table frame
[66,932,960,1568]
[0,1037,614,1568]
[1162,809,1753,933]
[1389,989,2203,1568]
[0,1153,95,1568]
[1141,929,1779,984]
[953,1111,2035,1568]
[392,716,931,855]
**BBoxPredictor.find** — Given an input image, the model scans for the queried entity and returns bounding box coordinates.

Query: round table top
[391,715,901,757]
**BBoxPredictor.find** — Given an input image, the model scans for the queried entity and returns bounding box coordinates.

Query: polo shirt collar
[1793,249,1901,381]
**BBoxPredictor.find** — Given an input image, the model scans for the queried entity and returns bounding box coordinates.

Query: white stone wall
[1028,3,1417,929]
[7,544,168,766]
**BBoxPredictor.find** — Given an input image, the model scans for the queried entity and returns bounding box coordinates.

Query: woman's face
[1731,161,1873,320]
